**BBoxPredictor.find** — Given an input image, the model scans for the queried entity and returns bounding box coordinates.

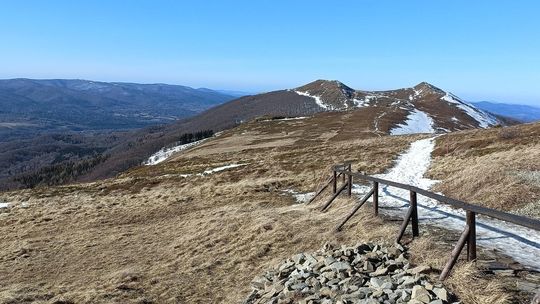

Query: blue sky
[1,1,539,104]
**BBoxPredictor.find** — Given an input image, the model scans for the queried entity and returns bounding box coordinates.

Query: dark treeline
[13,130,214,189]
[162,130,214,150]
[14,154,109,188]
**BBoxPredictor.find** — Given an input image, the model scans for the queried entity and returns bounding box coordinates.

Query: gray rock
[370,277,386,288]
[400,276,418,287]
[432,287,448,301]
[411,285,432,303]
[364,261,375,272]
[331,261,352,272]
[407,265,431,275]
[370,266,389,277]
[292,253,305,264]
[242,243,456,304]
[401,290,411,301]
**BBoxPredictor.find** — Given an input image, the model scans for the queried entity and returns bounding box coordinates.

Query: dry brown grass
[0,116,535,303]
[446,263,512,304]
[0,116,419,303]
[428,122,540,217]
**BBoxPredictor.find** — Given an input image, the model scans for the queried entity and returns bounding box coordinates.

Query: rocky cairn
[245,243,456,304]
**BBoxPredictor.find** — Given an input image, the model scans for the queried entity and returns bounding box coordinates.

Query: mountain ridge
[292,79,501,131]
[0,78,236,141]
[0,79,512,190]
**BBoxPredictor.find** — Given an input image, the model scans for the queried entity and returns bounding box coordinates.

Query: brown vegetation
[428,122,540,218]
[0,116,537,303]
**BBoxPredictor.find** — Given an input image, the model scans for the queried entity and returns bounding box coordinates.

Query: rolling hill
[0,79,509,190]
[80,80,504,182]
[0,78,236,141]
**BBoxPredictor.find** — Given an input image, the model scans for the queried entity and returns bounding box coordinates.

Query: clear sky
[1,1,539,104]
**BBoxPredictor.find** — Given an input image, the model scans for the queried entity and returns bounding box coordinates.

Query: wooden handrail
[307,172,343,204]
[333,167,540,231]
[321,181,348,212]
[325,162,540,280]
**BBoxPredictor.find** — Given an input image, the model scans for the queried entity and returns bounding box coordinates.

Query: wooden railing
[308,162,540,280]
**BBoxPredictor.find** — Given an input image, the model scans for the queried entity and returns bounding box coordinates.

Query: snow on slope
[144,139,206,165]
[390,109,435,135]
[0,202,9,208]
[442,93,498,128]
[352,137,540,270]
[160,163,247,178]
[294,90,333,110]
[201,164,246,175]
[261,117,307,122]
[282,189,315,204]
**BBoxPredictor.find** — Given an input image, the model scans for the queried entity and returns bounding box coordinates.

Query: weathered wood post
[440,224,470,280]
[336,187,374,231]
[333,169,337,194]
[410,190,419,237]
[347,163,352,196]
[373,181,379,216]
[396,207,413,243]
[467,211,477,261]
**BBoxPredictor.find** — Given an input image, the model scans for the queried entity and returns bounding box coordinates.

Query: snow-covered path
[353,137,540,270]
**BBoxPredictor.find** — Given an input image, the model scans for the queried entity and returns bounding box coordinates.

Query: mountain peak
[296,79,354,94]
[413,82,445,94]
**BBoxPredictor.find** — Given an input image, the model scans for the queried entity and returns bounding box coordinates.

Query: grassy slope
[1,115,537,303]
[428,123,540,219]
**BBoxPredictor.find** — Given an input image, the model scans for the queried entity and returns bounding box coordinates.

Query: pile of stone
[244,243,457,304]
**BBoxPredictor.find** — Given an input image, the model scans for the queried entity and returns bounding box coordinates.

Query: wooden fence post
[321,181,349,212]
[467,211,477,261]
[440,224,470,280]
[347,163,352,197]
[396,207,413,243]
[373,181,379,216]
[333,169,337,194]
[336,187,374,231]
[410,191,419,237]
[347,174,352,196]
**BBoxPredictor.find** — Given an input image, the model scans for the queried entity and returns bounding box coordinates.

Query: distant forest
[163,130,214,150]
[11,130,214,189]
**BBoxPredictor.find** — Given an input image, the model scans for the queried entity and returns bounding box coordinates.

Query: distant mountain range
[0,79,520,190]
[214,89,253,97]
[471,101,540,122]
[0,78,236,141]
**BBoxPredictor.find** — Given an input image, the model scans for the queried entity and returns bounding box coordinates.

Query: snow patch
[442,93,498,128]
[352,98,368,107]
[390,109,435,135]
[144,139,207,165]
[262,117,307,122]
[295,90,333,110]
[283,189,315,204]
[201,164,246,175]
[0,202,9,208]
[353,137,540,270]
[163,163,247,178]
